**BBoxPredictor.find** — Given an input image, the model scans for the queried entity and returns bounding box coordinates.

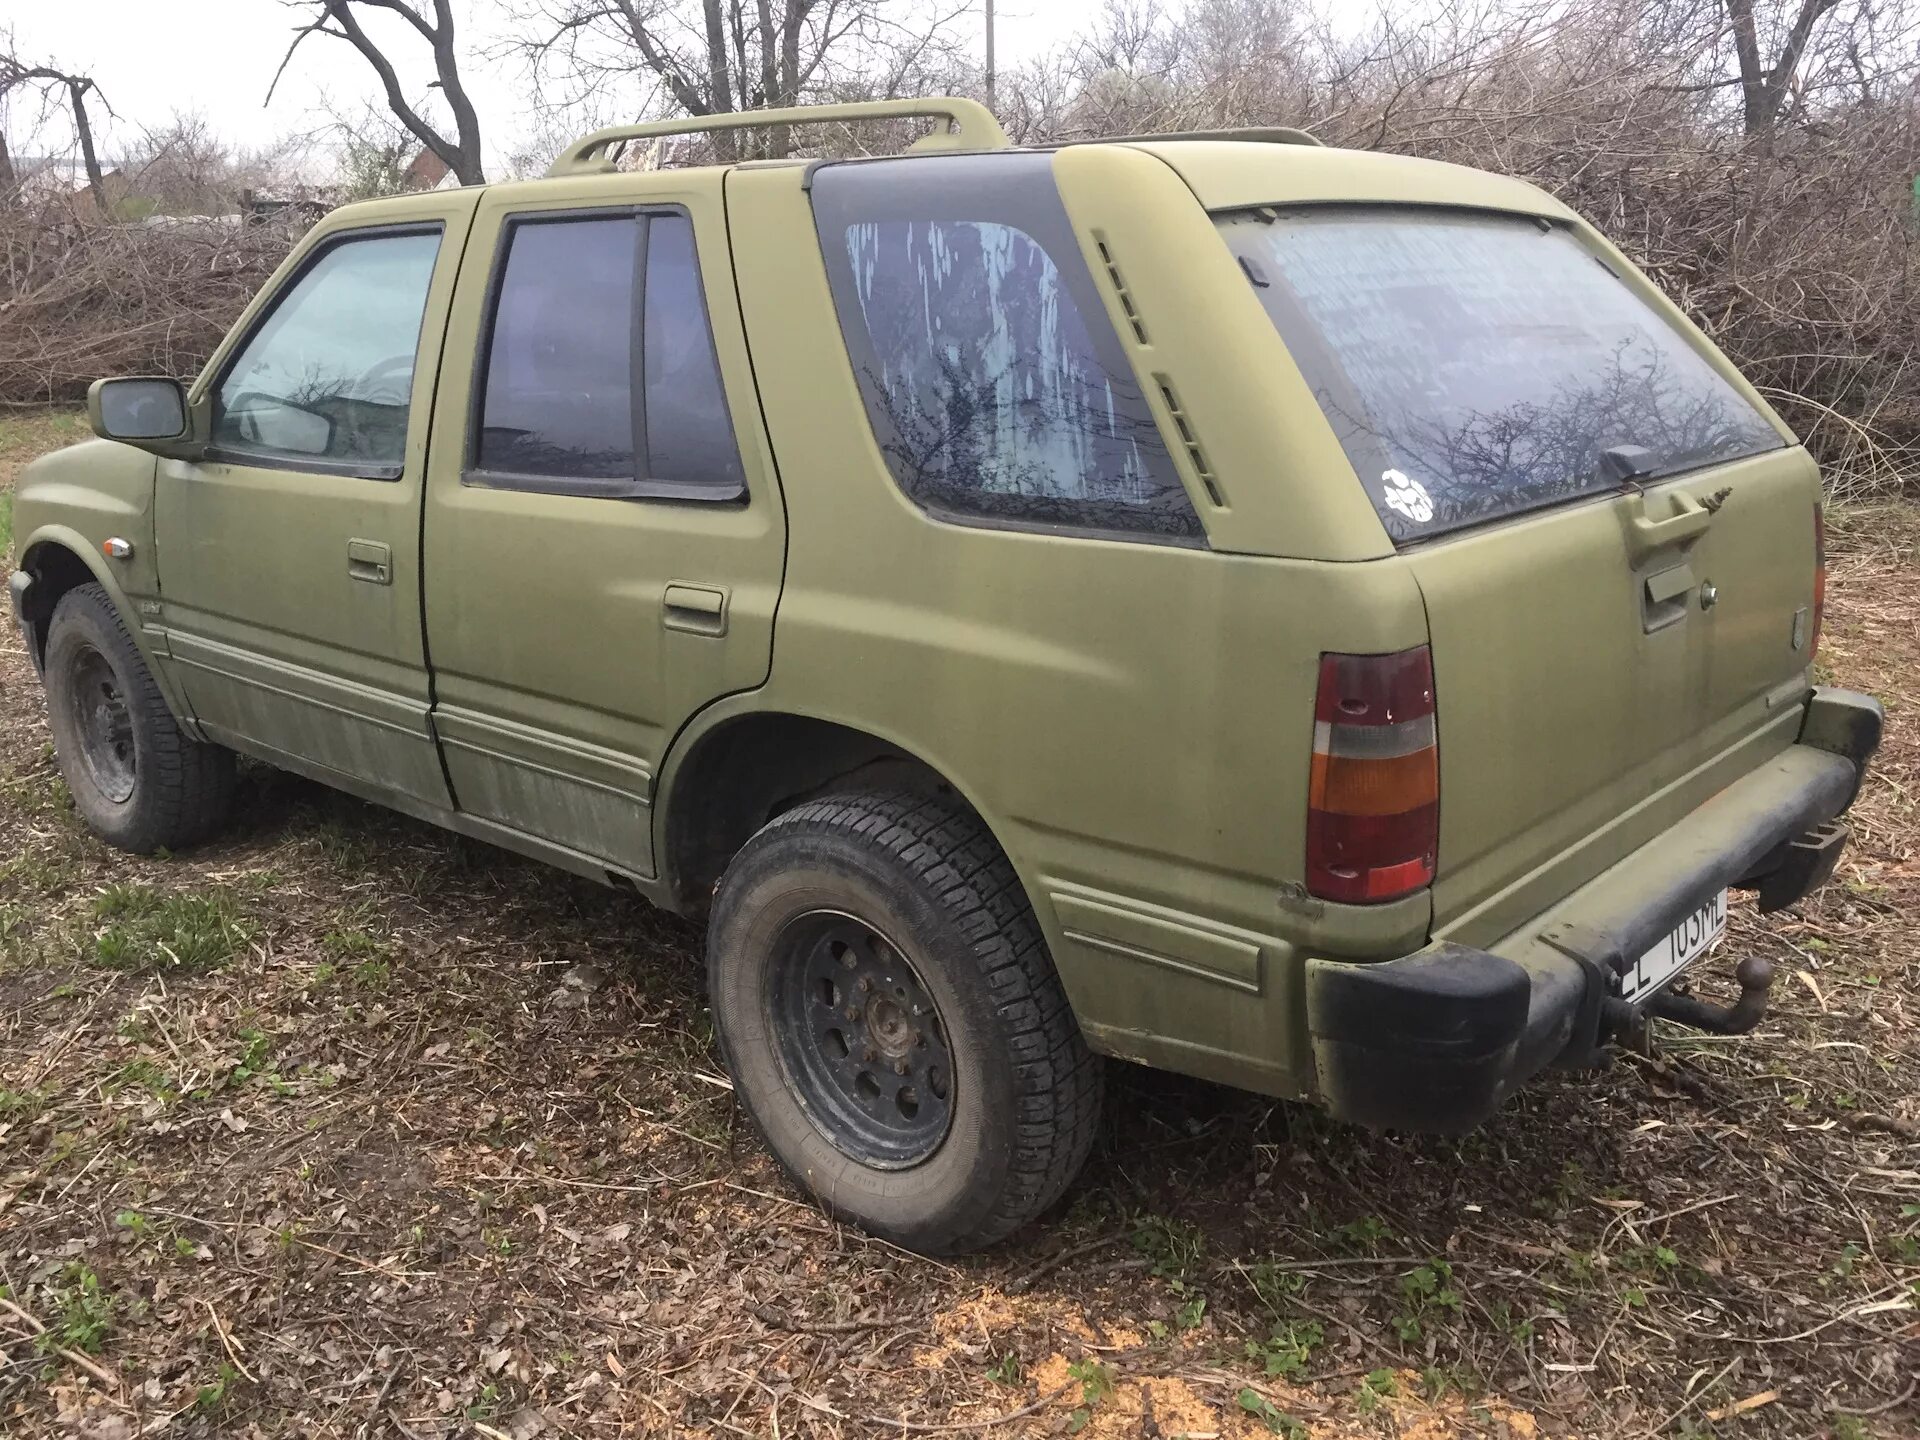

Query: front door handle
[663,582,729,637]
[347,538,392,586]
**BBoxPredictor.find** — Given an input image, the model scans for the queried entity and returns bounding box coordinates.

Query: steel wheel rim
[768,909,954,1168]
[64,643,136,805]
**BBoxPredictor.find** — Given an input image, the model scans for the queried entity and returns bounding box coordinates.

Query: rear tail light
[1308,647,1439,903]
[1811,503,1827,661]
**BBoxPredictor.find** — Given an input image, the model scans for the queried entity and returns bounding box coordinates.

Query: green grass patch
[0,490,12,560]
[91,883,255,974]
[37,1263,113,1355]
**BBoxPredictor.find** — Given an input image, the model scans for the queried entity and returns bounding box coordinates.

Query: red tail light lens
[1811,502,1827,662]
[1307,647,1439,904]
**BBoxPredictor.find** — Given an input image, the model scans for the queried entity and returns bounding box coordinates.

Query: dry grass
[1,417,1915,1438]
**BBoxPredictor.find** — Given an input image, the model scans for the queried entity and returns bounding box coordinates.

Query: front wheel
[707,790,1102,1254]
[43,583,235,853]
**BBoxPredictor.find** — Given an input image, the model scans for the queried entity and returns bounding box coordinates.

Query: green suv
[8,99,1882,1254]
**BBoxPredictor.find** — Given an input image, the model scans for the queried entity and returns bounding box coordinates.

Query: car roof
[336,132,1564,226]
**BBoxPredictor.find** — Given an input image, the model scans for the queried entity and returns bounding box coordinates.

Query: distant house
[12,157,127,209]
[402,146,455,191]
[242,188,334,229]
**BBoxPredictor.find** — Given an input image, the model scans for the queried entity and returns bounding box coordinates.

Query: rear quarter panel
[712,162,1436,1098]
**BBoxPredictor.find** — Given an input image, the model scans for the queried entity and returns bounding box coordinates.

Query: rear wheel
[43,583,235,853]
[707,789,1101,1254]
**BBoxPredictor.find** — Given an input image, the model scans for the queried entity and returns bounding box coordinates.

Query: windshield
[1216,206,1782,543]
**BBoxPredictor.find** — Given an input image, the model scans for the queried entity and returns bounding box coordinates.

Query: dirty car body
[10,98,1882,1252]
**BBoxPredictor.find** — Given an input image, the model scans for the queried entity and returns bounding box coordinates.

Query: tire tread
[739,788,1101,1252]
[46,583,234,853]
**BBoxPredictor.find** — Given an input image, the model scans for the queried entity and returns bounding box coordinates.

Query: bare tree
[1637,0,1920,134]
[0,48,113,198]
[510,1,973,159]
[270,1,486,184]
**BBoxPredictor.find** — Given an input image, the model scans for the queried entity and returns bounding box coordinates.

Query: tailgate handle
[1643,562,1696,632]
[1625,489,1715,562]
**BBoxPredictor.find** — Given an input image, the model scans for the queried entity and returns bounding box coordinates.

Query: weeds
[1132,1213,1206,1292]
[1394,1259,1463,1342]
[1354,1368,1398,1414]
[91,884,254,974]
[1244,1320,1322,1378]
[195,1361,241,1414]
[1237,1388,1306,1437]
[1066,1359,1115,1432]
[38,1263,112,1354]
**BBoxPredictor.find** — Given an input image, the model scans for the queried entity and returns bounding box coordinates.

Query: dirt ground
[2,408,1916,1439]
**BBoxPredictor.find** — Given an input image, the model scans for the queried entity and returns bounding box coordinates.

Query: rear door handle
[663,582,728,636]
[347,538,392,586]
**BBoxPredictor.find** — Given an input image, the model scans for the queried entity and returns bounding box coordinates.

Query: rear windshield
[1216,207,1782,543]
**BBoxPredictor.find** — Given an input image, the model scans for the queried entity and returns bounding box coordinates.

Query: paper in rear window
[1216,206,1782,544]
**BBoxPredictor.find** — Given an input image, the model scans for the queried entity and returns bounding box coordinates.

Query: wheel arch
[655,704,1027,922]
[15,528,197,732]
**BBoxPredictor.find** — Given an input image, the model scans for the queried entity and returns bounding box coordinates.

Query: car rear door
[153,190,479,812]
[419,170,785,880]
[1214,203,1820,946]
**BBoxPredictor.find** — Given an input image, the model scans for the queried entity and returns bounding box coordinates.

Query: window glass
[813,154,1199,541]
[477,216,637,480]
[214,229,441,471]
[1216,207,1781,544]
[643,214,745,494]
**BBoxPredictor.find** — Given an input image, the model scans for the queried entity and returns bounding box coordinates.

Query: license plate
[1622,891,1728,1004]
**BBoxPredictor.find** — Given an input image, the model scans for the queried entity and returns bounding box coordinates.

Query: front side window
[813,153,1200,542]
[1216,206,1782,544]
[214,228,442,474]
[470,210,744,499]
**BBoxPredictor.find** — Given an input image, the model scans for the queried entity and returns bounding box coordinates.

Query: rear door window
[470,209,745,500]
[476,215,636,481]
[813,153,1200,542]
[1216,207,1782,543]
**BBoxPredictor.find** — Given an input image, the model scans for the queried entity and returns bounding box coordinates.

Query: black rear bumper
[1305,688,1882,1136]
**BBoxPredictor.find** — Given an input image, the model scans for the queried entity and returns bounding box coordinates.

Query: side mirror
[87,377,206,459]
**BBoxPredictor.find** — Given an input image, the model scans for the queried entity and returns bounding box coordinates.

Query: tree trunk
[67,76,106,202]
[429,0,486,184]
[699,0,739,158]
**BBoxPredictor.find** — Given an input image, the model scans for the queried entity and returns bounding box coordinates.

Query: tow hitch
[1643,955,1775,1036]
[1612,960,1774,1036]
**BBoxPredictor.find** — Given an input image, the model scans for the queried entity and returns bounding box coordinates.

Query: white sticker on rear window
[1381,469,1433,523]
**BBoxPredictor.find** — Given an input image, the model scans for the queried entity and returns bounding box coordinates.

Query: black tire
[707,788,1102,1255]
[43,583,235,853]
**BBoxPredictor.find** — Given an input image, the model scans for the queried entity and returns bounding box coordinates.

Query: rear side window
[813,153,1200,542]
[1217,207,1782,544]
[470,210,745,500]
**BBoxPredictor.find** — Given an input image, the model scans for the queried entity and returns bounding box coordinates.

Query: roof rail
[546,97,1010,177]
[1067,126,1324,149]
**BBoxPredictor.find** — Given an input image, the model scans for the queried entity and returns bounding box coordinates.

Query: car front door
[419,173,785,879]
[153,191,479,814]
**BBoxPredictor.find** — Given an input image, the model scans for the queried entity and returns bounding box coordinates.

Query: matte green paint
[11,109,1845,1108]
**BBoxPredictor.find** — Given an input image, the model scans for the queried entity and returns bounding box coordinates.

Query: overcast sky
[4,1,1098,174]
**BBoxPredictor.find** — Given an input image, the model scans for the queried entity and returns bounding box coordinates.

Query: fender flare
[651,691,1036,913]
[17,524,203,740]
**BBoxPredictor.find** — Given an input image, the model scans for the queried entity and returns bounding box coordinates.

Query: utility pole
[984,0,996,112]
